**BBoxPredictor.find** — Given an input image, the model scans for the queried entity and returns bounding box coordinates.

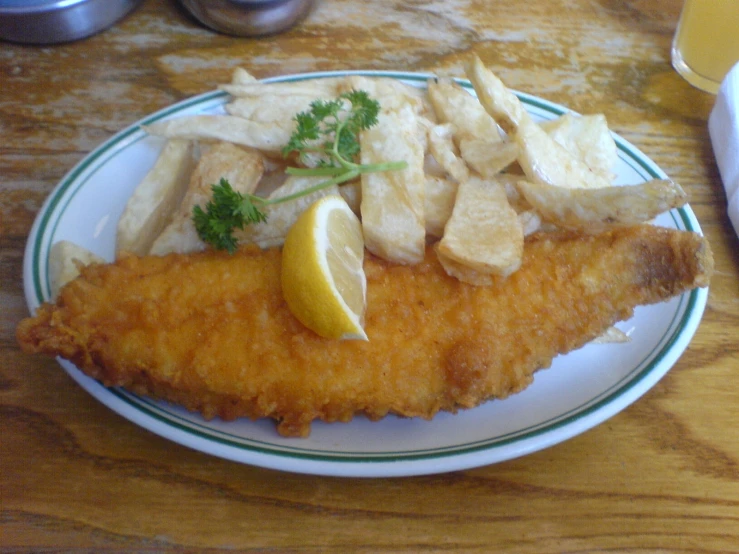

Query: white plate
[23,71,709,477]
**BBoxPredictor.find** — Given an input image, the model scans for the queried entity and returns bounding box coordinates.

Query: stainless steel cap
[179,0,315,37]
[0,0,143,45]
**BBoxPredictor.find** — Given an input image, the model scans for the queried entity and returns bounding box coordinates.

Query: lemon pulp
[281,195,367,340]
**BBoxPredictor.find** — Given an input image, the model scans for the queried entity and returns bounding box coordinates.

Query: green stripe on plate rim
[29,71,702,464]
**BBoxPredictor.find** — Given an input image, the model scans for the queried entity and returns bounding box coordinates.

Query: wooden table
[2,0,738,551]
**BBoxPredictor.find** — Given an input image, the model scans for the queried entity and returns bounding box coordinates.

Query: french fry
[144,115,290,155]
[360,105,426,264]
[515,114,612,189]
[226,95,322,122]
[516,178,688,232]
[540,113,617,181]
[230,67,258,85]
[150,142,265,255]
[49,240,104,300]
[458,137,518,178]
[434,243,494,286]
[437,176,524,278]
[424,152,446,178]
[338,181,362,215]
[427,77,503,142]
[236,175,346,249]
[428,77,516,177]
[493,173,529,211]
[424,175,459,238]
[220,79,341,98]
[427,124,470,184]
[116,139,196,257]
[339,76,431,116]
[464,54,526,134]
[518,210,543,236]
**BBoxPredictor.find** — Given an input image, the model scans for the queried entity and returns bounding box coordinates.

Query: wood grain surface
[2,0,738,551]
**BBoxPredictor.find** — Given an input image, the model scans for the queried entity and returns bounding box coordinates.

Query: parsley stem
[264,170,362,207]
[285,166,346,177]
[285,160,407,177]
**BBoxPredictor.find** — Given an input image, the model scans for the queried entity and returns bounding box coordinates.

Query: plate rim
[22,70,708,477]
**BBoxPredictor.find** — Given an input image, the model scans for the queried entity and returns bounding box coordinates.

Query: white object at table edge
[709,61,739,238]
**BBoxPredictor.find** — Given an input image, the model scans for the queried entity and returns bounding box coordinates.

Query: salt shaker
[179,0,315,37]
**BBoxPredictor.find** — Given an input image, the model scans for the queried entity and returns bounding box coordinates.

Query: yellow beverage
[671,0,739,93]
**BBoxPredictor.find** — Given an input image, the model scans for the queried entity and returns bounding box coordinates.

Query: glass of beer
[671,0,739,94]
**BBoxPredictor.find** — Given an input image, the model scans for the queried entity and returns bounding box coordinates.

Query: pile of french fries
[119,55,685,284]
[51,54,688,346]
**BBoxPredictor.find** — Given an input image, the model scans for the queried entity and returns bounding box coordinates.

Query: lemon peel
[281,195,367,340]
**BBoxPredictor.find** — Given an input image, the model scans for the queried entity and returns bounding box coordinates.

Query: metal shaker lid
[0,0,143,45]
[179,0,315,37]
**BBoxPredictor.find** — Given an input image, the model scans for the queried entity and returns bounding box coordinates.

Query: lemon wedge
[281,195,368,340]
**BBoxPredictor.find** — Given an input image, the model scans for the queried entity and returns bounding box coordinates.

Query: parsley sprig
[192,90,407,253]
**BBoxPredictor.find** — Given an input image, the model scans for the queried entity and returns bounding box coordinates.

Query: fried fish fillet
[17,225,713,437]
